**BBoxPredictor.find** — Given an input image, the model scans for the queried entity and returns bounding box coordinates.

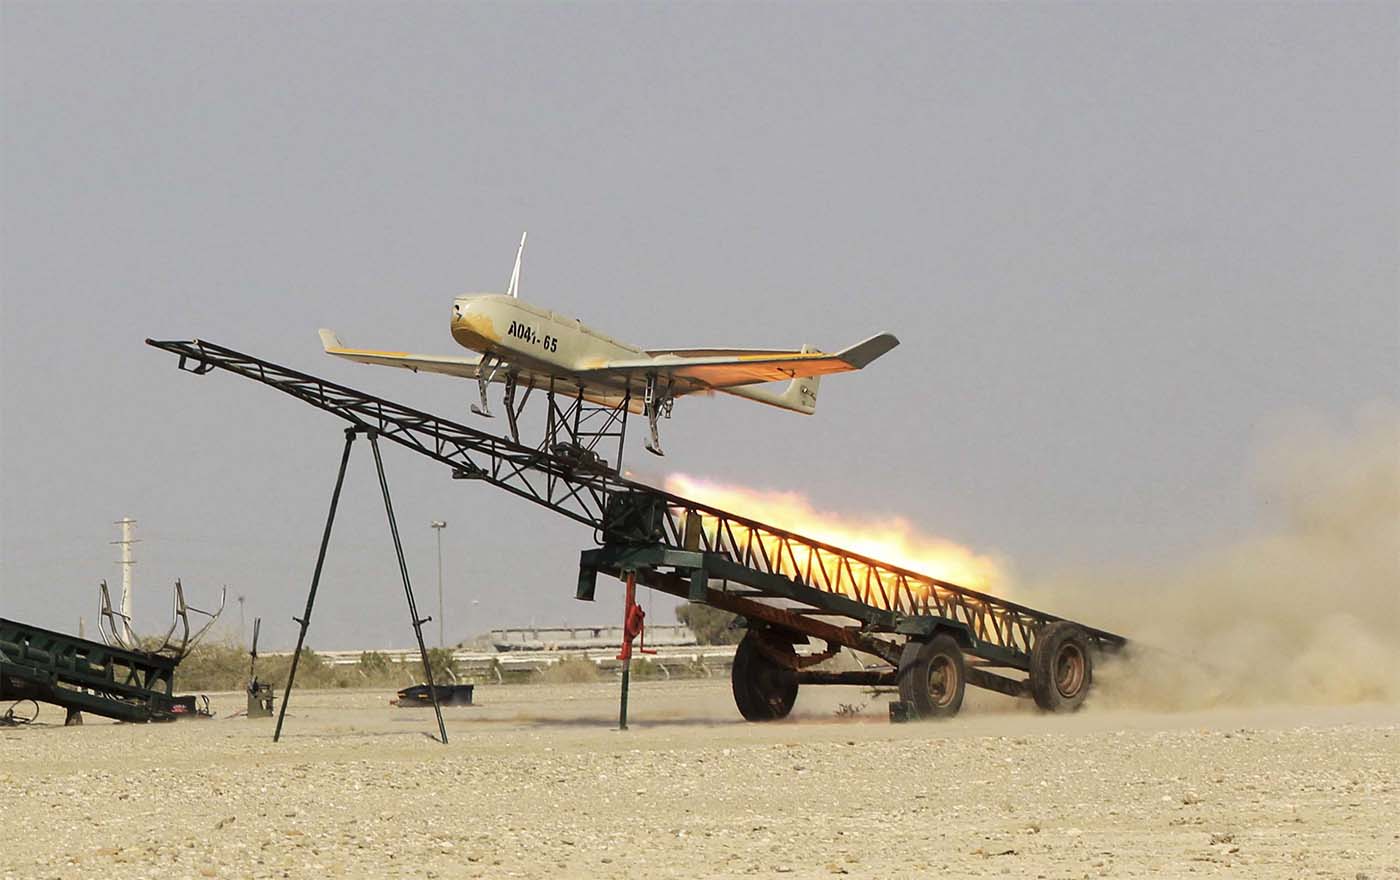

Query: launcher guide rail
[147,337,1127,718]
[0,617,207,724]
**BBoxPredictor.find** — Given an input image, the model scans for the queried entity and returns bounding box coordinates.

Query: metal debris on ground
[392,683,475,708]
[2,699,40,726]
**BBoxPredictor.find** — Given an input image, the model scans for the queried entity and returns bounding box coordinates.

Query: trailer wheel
[1030,621,1093,712]
[731,631,798,721]
[897,634,966,719]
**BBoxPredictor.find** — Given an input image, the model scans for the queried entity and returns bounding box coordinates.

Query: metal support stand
[615,570,653,731]
[370,432,449,745]
[542,382,632,473]
[273,427,448,744]
[617,664,630,731]
[274,430,353,744]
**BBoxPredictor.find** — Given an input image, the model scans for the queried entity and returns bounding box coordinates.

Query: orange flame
[666,473,1005,594]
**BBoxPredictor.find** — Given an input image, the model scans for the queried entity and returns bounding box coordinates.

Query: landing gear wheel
[731,631,798,721]
[1029,621,1093,712]
[897,634,966,719]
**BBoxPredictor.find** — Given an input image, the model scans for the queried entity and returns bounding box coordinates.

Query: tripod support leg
[274,428,356,743]
[369,433,450,745]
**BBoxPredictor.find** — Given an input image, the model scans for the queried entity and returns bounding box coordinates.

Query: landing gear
[897,634,966,719]
[501,374,532,444]
[731,630,799,721]
[468,367,638,468]
[471,354,503,418]
[643,373,673,457]
[1029,622,1093,711]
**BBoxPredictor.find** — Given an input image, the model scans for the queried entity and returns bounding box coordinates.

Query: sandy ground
[1,680,1397,880]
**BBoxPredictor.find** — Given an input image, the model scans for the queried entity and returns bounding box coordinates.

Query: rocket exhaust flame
[665,474,1006,603]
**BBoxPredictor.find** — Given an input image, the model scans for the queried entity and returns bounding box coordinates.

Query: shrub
[356,651,394,679]
[675,602,742,645]
[626,657,669,680]
[172,638,249,691]
[422,647,459,683]
[535,656,601,684]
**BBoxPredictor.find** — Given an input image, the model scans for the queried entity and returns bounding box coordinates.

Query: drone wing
[318,329,484,379]
[583,333,899,389]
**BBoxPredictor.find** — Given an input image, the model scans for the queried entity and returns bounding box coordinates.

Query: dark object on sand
[394,683,475,707]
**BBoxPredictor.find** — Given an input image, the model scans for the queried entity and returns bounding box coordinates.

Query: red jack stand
[616,570,655,731]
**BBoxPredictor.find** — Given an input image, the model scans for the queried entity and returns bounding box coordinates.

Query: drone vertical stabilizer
[506,231,527,298]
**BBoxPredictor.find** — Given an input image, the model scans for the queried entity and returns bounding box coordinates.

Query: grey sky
[3,2,1396,650]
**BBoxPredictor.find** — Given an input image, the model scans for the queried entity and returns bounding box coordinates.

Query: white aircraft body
[320,235,898,456]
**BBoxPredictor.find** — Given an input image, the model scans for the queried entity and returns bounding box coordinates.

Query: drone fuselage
[451,293,646,404]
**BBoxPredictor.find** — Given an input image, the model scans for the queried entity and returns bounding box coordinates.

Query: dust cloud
[1031,406,1400,710]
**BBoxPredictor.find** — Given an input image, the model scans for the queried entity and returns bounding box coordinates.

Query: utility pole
[431,520,447,648]
[237,594,247,646]
[111,517,139,644]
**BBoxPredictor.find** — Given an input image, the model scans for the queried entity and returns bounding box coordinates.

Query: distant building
[489,624,697,652]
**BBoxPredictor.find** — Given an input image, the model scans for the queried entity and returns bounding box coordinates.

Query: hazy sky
[3,2,1396,650]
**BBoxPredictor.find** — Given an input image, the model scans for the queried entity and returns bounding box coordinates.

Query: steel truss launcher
[147,338,1126,735]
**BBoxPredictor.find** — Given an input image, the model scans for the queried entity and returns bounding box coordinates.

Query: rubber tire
[731,631,798,721]
[1029,621,1093,712]
[897,634,966,719]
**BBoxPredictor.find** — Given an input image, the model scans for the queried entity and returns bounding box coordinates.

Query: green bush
[172,641,376,692]
[173,640,732,693]
[256,647,347,690]
[626,657,669,680]
[497,664,537,685]
[172,638,249,691]
[675,602,742,645]
[535,656,601,684]
[357,651,394,678]
[422,647,459,683]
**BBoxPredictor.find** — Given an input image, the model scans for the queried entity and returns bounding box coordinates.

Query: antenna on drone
[506,231,527,298]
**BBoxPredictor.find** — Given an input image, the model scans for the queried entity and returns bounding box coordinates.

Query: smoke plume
[1032,406,1400,709]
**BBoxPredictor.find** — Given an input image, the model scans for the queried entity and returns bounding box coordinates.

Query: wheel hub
[1054,643,1085,698]
[927,656,957,708]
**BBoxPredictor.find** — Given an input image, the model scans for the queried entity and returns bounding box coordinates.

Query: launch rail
[148,337,1127,722]
[0,617,208,724]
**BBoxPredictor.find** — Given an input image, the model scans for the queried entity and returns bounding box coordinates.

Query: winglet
[506,231,527,298]
[836,333,900,368]
[318,328,345,352]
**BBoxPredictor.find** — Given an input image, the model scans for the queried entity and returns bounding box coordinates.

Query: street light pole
[431,520,447,648]
[237,595,246,647]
